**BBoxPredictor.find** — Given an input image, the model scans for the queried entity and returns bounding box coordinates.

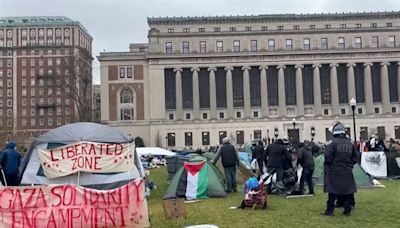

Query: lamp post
[292,118,296,129]
[267,129,270,145]
[350,98,357,145]
[274,127,279,139]
[311,126,316,141]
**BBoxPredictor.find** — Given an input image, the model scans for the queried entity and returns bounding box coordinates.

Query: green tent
[313,154,373,188]
[163,156,227,200]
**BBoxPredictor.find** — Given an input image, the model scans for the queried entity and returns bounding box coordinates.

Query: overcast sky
[1,0,399,84]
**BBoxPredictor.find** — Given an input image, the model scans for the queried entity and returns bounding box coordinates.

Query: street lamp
[311,126,316,141]
[267,129,270,145]
[292,118,296,129]
[350,98,357,145]
[274,127,279,138]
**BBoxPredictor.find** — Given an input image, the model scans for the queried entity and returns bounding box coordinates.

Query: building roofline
[0,16,92,39]
[147,11,400,26]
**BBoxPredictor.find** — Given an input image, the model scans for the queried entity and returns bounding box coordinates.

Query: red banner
[0,179,149,227]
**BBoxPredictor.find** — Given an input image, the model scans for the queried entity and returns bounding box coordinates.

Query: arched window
[120,88,133,103]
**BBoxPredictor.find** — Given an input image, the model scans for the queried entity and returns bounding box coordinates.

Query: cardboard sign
[0,179,150,227]
[38,141,134,178]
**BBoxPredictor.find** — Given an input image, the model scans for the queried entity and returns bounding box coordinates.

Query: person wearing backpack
[0,141,22,186]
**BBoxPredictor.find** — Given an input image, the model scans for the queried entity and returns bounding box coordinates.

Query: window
[236,112,241,118]
[245,27,252,31]
[251,40,257,52]
[7,30,12,38]
[219,112,224,119]
[202,132,210,145]
[340,24,346,28]
[167,28,174,33]
[219,131,227,144]
[356,24,362,28]
[199,41,206,53]
[119,67,125,78]
[167,133,175,147]
[372,36,379,48]
[371,23,377,28]
[182,41,190,54]
[286,39,292,50]
[355,37,362,48]
[309,25,315,29]
[120,88,133,103]
[57,118,62,125]
[236,131,244,145]
[127,67,133,78]
[21,59,26,67]
[165,42,172,54]
[229,27,236,32]
[216,41,223,52]
[214,27,220,32]
[389,36,395,48]
[392,107,397,113]
[268,39,275,51]
[293,25,299,30]
[120,108,133,120]
[233,40,240,52]
[47,58,52,66]
[184,132,193,146]
[375,107,380,114]
[7,59,12,67]
[338,37,345,49]
[198,28,205,32]
[358,108,363,114]
[168,113,174,120]
[341,108,346,115]
[202,113,208,119]
[183,28,190,33]
[304,38,310,50]
[386,23,392,27]
[261,26,267,31]
[185,113,191,120]
[254,130,262,140]
[277,26,283,30]
[325,24,331,29]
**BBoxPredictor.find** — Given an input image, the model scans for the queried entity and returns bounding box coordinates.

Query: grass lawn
[147,167,400,228]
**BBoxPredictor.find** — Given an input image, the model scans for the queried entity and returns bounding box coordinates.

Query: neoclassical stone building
[98,12,400,149]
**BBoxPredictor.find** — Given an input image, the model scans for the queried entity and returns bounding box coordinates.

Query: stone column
[260,66,269,117]
[380,62,391,114]
[330,63,340,116]
[397,62,400,106]
[312,64,322,116]
[242,66,251,118]
[347,63,356,102]
[191,67,200,120]
[174,68,183,120]
[295,64,304,116]
[208,67,217,119]
[225,67,234,118]
[277,65,287,117]
[364,63,374,115]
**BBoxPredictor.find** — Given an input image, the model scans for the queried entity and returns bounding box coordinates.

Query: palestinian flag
[182,160,208,200]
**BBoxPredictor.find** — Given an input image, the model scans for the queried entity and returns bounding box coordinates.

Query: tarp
[19,122,144,190]
[0,179,150,227]
[136,147,176,157]
[163,156,226,199]
[313,154,372,188]
[361,152,387,178]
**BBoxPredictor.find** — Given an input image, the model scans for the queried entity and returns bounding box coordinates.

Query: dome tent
[19,122,144,189]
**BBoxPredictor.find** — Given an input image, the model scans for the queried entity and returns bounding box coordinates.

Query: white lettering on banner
[38,141,134,179]
[0,179,150,227]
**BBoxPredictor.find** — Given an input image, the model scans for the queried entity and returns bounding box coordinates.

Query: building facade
[0,16,92,144]
[99,12,400,149]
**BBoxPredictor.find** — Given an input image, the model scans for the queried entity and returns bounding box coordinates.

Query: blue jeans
[224,166,237,192]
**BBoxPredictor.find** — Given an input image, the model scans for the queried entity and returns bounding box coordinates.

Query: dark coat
[0,141,21,175]
[324,135,358,195]
[213,143,240,168]
[254,144,265,160]
[297,144,315,169]
[265,139,292,168]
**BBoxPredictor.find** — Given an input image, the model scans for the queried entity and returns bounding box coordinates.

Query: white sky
[1,0,399,84]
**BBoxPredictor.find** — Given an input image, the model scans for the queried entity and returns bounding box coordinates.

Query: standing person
[297,143,315,195]
[322,122,358,216]
[264,136,292,183]
[254,140,265,176]
[0,141,22,186]
[212,137,240,193]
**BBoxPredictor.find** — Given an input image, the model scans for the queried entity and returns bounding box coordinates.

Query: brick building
[0,16,93,145]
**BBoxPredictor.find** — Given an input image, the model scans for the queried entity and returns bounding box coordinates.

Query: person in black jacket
[297,143,315,195]
[213,137,240,193]
[322,122,358,216]
[264,137,292,182]
[254,140,265,176]
[0,141,22,186]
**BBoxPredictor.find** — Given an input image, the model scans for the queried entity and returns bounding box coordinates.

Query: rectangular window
[219,131,227,145]
[250,40,257,52]
[338,37,345,49]
[202,132,210,146]
[229,27,236,32]
[268,39,275,51]
[216,41,223,53]
[127,67,133,78]
[236,131,244,145]
[233,40,240,52]
[309,25,315,29]
[293,25,299,30]
[214,27,220,32]
[304,38,310,50]
[245,27,252,31]
[254,130,262,140]
[355,37,362,48]
[184,132,193,146]
[372,36,379,48]
[261,26,267,31]
[165,42,172,54]
[277,26,283,30]
[198,28,205,32]
[389,36,395,48]
[182,41,190,54]
[119,67,125,78]
[286,39,292,50]
[167,28,174,33]
[183,28,190,33]
[371,23,377,28]
[340,24,346,28]
[325,24,331,29]
[167,133,175,146]
[199,41,206,53]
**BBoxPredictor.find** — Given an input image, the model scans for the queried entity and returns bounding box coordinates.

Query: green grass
[148,167,400,228]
